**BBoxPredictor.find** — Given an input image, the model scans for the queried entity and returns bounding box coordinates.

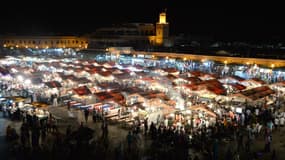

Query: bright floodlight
[24,79,31,85]
[17,75,23,82]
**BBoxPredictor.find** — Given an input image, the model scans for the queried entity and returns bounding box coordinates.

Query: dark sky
[1,1,284,41]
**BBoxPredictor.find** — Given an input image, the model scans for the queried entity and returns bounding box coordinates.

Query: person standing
[280,116,284,127]
[144,118,148,135]
[30,94,34,103]
[164,118,168,127]
[92,109,97,123]
[103,121,108,138]
[274,117,279,132]
[41,126,47,145]
[84,109,89,123]
[101,120,108,138]
[118,109,121,119]
[53,94,58,107]
[2,104,6,117]
[67,101,71,110]
[20,123,27,147]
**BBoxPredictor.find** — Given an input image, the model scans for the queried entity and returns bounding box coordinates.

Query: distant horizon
[1,32,284,43]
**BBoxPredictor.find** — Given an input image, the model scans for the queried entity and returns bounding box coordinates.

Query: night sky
[0,1,284,41]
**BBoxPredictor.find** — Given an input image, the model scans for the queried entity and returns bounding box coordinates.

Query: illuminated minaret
[155,10,169,45]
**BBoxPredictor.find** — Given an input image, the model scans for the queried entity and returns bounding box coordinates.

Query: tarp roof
[203,79,226,95]
[97,71,112,77]
[163,68,178,73]
[113,73,132,80]
[73,86,92,96]
[94,92,114,101]
[229,83,246,90]
[240,86,275,100]
[190,70,205,77]
[184,79,226,95]
[98,82,121,90]
[122,87,144,95]
[45,81,62,88]
[60,74,77,81]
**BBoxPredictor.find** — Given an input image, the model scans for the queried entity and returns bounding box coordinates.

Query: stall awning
[45,81,62,88]
[94,92,114,101]
[60,74,77,81]
[240,86,275,101]
[97,71,112,77]
[10,96,26,102]
[229,83,246,90]
[31,102,49,108]
[73,86,92,96]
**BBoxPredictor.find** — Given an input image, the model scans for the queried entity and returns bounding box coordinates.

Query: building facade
[0,36,88,49]
[90,11,173,49]
[0,11,171,50]
[88,23,155,49]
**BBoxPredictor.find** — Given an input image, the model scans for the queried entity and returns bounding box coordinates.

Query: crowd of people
[1,96,285,160]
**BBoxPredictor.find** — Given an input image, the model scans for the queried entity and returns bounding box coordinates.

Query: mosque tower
[155,10,169,46]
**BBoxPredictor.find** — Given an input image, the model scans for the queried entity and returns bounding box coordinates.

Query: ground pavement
[0,113,22,159]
